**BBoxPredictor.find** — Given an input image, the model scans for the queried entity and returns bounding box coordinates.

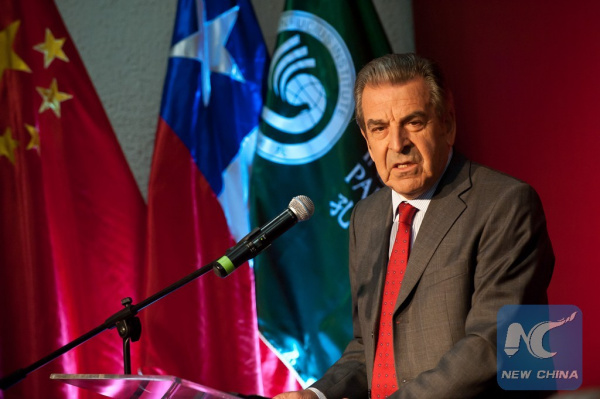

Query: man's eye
[370,126,387,137]
[406,120,426,131]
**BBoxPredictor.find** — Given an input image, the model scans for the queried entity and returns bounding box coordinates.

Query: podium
[50,374,241,399]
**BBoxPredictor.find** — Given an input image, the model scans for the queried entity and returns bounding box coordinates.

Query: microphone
[213,195,314,277]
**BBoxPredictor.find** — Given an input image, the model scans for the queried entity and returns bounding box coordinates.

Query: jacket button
[402,379,407,383]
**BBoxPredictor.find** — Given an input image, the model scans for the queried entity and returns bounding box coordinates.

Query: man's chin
[387,182,424,199]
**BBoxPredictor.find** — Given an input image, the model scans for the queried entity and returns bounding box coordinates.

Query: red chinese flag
[0,1,146,398]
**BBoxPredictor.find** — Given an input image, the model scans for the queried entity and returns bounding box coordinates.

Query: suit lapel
[366,188,394,341]
[395,154,472,310]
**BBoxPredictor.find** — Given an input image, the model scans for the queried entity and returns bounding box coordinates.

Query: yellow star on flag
[37,78,73,117]
[34,28,69,68]
[0,20,32,81]
[0,127,19,165]
[25,123,40,152]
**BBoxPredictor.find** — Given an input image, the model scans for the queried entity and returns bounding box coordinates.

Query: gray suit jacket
[311,153,554,398]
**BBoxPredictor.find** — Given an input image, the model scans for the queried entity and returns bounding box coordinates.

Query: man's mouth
[389,161,418,177]
[392,162,416,170]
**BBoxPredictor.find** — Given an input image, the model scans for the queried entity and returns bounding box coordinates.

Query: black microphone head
[289,195,314,221]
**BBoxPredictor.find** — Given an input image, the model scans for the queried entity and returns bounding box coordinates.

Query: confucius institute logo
[257,10,355,165]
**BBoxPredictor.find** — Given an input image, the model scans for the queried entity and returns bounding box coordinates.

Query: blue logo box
[497,305,582,391]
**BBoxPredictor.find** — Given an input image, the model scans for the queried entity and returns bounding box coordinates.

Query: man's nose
[388,126,412,153]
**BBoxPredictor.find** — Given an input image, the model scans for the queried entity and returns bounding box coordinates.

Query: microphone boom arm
[0,195,313,391]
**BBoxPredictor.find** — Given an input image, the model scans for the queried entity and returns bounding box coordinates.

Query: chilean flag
[141,0,299,395]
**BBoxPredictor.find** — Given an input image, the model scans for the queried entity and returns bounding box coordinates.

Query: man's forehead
[362,81,432,116]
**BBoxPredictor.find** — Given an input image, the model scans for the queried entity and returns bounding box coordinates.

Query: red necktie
[371,202,417,399]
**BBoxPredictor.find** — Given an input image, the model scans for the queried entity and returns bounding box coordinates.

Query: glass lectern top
[51,374,242,399]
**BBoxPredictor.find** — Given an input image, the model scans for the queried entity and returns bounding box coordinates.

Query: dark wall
[414,0,600,387]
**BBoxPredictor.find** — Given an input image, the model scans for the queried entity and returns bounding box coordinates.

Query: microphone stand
[1,195,314,391]
[0,261,216,391]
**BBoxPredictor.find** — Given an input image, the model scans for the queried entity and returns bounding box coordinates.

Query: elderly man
[276,53,554,398]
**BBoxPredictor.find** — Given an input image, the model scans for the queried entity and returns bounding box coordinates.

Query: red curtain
[414,0,600,387]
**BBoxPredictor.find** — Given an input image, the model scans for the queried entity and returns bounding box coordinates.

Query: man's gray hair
[354,53,451,132]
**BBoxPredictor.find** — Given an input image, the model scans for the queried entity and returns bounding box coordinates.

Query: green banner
[251,0,391,384]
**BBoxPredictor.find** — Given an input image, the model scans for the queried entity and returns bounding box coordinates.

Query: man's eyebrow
[400,111,428,125]
[366,119,388,129]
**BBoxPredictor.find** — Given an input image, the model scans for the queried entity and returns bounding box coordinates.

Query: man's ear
[445,110,456,146]
[443,93,457,146]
